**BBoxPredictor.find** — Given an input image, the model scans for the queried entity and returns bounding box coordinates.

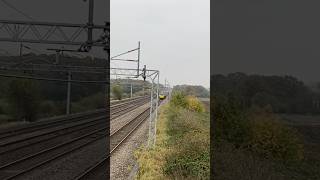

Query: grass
[135,98,210,180]
[134,104,171,180]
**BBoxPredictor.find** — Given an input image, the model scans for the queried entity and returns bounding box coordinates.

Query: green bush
[186,96,205,113]
[112,85,123,100]
[213,141,284,180]
[213,95,304,162]
[39,100,60,117]
[247,108,304,162]
[72,93,105,113]
[170,91,205,113]
[170,91,188,108]
[165,107,210,179]
[212,95,249,146]
[6,79,42,122]
[0,99,8,114]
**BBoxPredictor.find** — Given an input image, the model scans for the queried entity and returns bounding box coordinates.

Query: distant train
[159,94,166,100]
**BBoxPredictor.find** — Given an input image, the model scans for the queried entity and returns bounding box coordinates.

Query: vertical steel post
[105,49,110,110]
[19,43,22,61]
[66,71,71,115]
[55,50,60,64]
[130,81,133,98]
[148,76,154,147]
[137,41,140,77]
[154,71,160,146]
[87,0,94,44]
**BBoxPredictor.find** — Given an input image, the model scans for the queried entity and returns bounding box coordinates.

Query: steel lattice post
[153,71,159,146]
[66,71,72,115]
[148,76,154,147]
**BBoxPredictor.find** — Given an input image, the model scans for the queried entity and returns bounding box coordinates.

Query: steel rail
[0,96,148,140]
[75,108,150,179]
[0,99,148,152]
[0,116,107,153]
[2,107,150,179]
[0,127,108,180]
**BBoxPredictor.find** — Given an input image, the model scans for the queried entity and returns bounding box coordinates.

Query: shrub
[39,100,60,117]
[72,93,105,113]
[170,91,205,113]
[170,91,188,108]
[213,95,304,162]
[247,108,304,162]
[186,96,205,112]
[213,141,284,180]
[6,79,42,122]
[212,95,249,146]
[136,103,210,180]
[165,108,210,179]
[112,85,123,100]
[0,99,9,114]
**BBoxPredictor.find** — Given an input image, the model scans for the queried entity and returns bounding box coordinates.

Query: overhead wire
[0,0,108,83]
[0,0,67,41]
[0,0,35,20]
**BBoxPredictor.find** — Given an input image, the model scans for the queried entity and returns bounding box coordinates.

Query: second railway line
[0,96,151,179]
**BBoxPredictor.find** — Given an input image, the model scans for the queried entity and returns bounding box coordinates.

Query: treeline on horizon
[0,54,107,122]
[212,72,320,114]
[110,79,154,99]
[173,85,210,98]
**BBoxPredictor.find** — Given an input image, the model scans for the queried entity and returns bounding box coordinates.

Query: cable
[0,0,65,40]
[0,73,109,84]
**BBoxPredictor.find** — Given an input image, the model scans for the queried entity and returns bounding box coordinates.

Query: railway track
[110,96,147,106]
[0,127,108,179]
[0,106,150,179]
[0,98,149,160]
[0,110,106,141]
[75,108,151,180]
[0,97,150,179]
[0,96,149,142]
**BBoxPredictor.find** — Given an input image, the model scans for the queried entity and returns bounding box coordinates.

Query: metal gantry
[0,0,110,114]
[110,62,160,147]
[148,70,159,147]
[0,0,109,52]
[0,20,109,51]
[111,41,141,78]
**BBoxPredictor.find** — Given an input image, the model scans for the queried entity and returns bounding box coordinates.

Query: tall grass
[135,93,210,180]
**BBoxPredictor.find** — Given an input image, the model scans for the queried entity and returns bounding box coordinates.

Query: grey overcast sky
[111,0,210,88]
[214,0,320,83]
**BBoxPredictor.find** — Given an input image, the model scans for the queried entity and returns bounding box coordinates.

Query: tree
[112,84,123,100]
[7,79,42,122]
